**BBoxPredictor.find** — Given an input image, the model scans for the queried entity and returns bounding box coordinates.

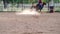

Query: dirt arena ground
[0,12,60,34]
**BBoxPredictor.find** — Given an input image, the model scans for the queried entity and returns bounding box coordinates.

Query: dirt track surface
[0,12,60,34]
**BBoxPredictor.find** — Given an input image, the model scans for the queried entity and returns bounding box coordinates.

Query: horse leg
[40,9,41,12]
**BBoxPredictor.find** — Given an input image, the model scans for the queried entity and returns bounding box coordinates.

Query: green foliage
[54,0,60,3]
[1,0,60,3]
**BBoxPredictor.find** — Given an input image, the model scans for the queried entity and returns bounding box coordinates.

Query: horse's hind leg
[40,9,41,12]
[39,9,42,13]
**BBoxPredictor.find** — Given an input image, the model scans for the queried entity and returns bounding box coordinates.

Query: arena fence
[0,0,60,12]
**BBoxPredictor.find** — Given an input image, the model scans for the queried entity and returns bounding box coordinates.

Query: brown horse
[31,2,46,12]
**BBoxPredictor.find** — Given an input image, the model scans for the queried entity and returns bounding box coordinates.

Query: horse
[31,2,46,13]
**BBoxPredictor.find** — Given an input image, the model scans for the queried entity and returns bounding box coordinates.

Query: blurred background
[0,0,60,12]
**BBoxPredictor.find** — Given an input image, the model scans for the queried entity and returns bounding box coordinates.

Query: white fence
[0,1,60,12]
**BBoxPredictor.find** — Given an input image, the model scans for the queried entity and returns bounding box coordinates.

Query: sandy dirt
[0,12,60,34]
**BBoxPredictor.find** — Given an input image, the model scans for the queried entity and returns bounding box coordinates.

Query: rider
[36,0,46,12]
